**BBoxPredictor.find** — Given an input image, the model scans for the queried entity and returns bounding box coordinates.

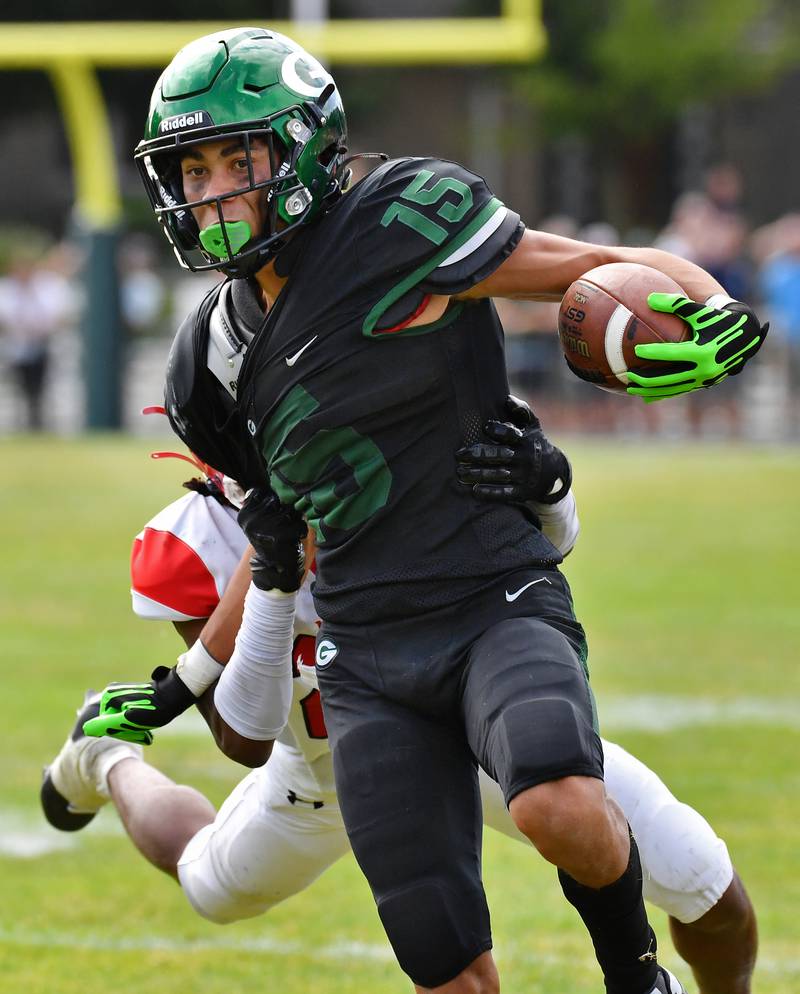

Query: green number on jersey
[260,384,392,543]
[380,168,474,245]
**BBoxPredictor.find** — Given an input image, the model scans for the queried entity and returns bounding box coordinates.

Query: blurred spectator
[653,191,717,262]
[0,243,76,431]
[655,189,751,300]
[120,234,167,337]
[538,214,579,239]
[496,296,562,397]
[699,211,752,303]
[653,187,756,435]
[578,222,620,246]
[170,269,224,331]
[753,213,800,384]
[704,162,745,216]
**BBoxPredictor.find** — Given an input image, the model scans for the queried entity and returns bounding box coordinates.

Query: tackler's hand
[82,667,197,745]
[237,487,308,593]
[456,395,571,504]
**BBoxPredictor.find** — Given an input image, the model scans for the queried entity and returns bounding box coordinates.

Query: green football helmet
[135,27,347,276]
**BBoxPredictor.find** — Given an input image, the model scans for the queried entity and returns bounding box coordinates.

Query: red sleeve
[131,528,221,620]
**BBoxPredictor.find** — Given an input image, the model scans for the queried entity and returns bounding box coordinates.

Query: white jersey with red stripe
[131,492,246,622]
[131,490,333,799]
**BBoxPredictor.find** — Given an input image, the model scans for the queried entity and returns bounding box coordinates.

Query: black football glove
[456,395,572,504]
[82,666,196,745]
[627,294,769,401]
[237,487,308,593]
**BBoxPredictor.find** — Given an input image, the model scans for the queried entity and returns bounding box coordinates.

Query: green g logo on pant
[316,638,339,669]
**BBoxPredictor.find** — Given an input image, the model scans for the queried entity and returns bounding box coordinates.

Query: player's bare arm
[453,229,728,302]
[451,229,768,398]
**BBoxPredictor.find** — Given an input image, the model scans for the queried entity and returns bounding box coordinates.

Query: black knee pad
[377,878,491,988]
[495,697,603,803]
[330,716,491,985]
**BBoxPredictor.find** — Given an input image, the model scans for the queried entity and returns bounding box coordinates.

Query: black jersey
[235,157,561,624]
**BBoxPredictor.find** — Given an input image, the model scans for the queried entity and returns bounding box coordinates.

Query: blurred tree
[518,0,800,225]
[527,0,800,139]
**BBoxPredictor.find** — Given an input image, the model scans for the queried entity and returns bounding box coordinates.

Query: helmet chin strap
[199,220,252,259]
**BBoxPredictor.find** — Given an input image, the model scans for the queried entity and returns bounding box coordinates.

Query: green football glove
[626,293,768,402]
[82,666,196,745]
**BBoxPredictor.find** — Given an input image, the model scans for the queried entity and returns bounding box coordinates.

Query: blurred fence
[0,284,792,442]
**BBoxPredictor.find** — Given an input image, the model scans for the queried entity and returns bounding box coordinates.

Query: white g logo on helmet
[280,51,333,98]
[315,638,339,669]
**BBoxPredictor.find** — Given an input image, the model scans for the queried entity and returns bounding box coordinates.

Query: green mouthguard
[199,220,252,259]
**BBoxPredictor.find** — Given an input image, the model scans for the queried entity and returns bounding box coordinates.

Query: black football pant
[316,566,603,987]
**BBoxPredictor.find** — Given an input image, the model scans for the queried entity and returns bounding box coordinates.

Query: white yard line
[0,808,124,858]
[0,925,394,961]
[163,695,800,737]
[0,927,796,977]
[599,694,800,732]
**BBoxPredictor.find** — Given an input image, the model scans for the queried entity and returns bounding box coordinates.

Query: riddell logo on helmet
[158,111,214,135]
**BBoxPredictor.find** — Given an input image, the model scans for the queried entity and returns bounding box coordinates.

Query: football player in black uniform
[121,27,768,994]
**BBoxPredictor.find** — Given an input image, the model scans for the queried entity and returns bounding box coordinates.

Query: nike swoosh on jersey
[505,577,552,602]
[285,335,318,366]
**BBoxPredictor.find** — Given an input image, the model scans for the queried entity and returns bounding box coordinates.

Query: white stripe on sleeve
[436,205,508,269]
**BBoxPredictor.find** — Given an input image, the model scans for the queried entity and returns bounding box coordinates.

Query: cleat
[648,966,688,994]
[40,691,142,831]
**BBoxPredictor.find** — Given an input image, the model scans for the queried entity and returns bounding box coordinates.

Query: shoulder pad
[131,525,221,621]
[207,283,246,400]
[206,279,265,399]
[164,283,268,489]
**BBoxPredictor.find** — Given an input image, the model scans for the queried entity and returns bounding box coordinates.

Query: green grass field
[2,434,798,994]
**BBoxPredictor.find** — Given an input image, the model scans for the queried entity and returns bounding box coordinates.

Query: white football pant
[178,745,348,924]
[178,738,732,926]
[480,739,733,923]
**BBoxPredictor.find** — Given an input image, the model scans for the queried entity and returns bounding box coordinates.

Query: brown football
[558,262,690,393]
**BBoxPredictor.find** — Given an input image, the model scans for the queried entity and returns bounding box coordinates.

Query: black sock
[558,832,658,994]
